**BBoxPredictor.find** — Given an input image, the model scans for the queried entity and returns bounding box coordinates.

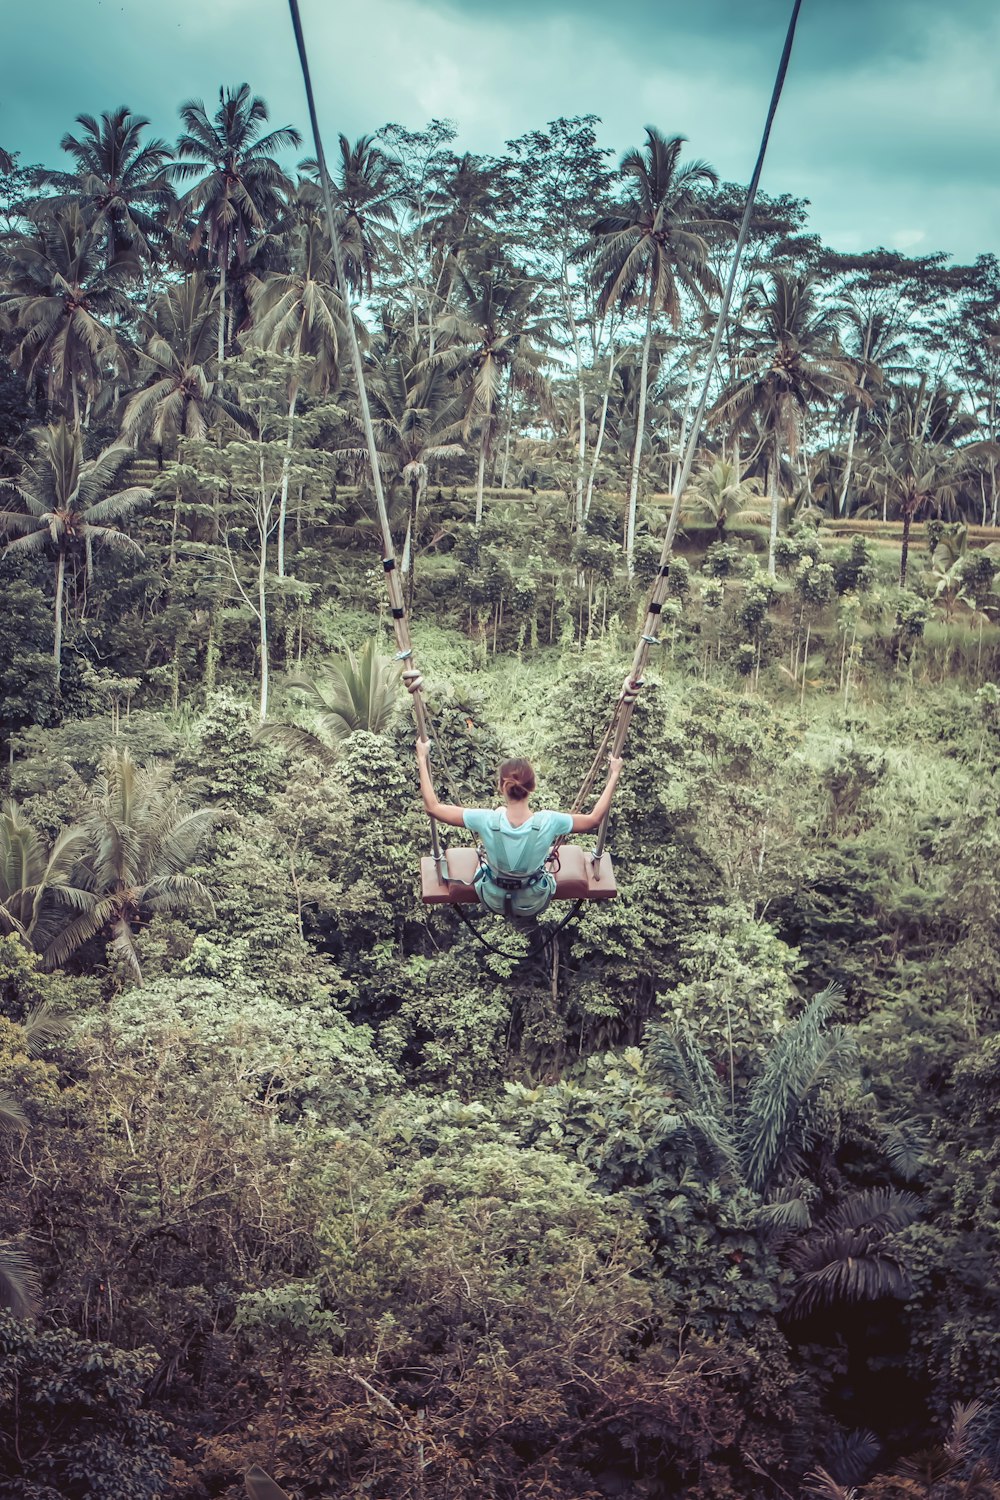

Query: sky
[3,0,998,264]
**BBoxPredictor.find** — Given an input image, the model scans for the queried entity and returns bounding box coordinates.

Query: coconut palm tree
[682,457,766,538]
[590,128,719,574]
[432,249,552,525]
[0,422,149,685]
[121,274,246,450]
[0,1238,37,1319]
[361,332,466,606]
[712,271,858,575]
[0,204,134,426]
[834,293,911,515]
[44,106,175,265]
[248,201,351,575]
[258,639,401,764]
[328,134,405,297]
[43,747,215,983]
[173,84,301,367]
[422,151,503,335]
[298,135,406,299]
[881,438,964,588]
[0,801,91,949]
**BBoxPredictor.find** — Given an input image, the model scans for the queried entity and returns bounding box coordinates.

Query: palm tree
[590,128,719,574]
[645,985,855,1203]
[43,747,215,984]
[422,151,502,338]
[834,293,911,515]
[173,84,301,367]
[45,107,175,265]
[0,1238,37,1319]
[0,204,134,425]
[326,134,404,297]
[258,640,401,764]
[121,274,246,450]
[786,1187,921,1317]
[682,457,766,538]
[807,1402,990,1500]
[0,423,149,685]
[362,332,466,607]
[248,200,350,575]
[0,801,91,949]
[872,383,973,585]
[712,271,858,575]
[432,250,552,525]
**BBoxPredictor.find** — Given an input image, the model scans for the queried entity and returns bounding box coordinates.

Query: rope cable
[590,0,804,859]
[286,0,443,864]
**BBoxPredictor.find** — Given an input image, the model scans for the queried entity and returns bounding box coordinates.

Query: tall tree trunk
[499,404,513,491]
[217,254,227,369]
[53,549,65,689]
[258,534,269,722]
[276,383,299,579]
[169,485,181,568]
[767,452,779,579]
[204,611,217,695]
[837,381,866,516]
[584,349,618,526]
[671,361,697,495]
[625,287,656,577]
[900,507,913,587]
[560,263,587,533]
[475,426,488,527]
[403,466,425,614]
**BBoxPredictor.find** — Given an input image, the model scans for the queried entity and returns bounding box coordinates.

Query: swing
[286,0,803,920]
[419,845,617,905]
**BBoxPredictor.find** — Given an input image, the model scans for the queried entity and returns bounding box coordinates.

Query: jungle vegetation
[1,97,1000,1499]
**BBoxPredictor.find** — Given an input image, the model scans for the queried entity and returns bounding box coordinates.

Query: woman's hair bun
[498,757,536,801]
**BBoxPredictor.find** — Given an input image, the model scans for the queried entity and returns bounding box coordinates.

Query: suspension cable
[589,0,805,859]
[286,0,446,871]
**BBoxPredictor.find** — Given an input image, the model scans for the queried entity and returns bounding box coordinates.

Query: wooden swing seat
[420,845,617,905]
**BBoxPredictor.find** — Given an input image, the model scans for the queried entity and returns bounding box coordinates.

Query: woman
[416,740,623,919]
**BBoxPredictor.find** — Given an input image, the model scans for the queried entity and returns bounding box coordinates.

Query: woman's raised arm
[570,756,624,833]
[415,738,466,827]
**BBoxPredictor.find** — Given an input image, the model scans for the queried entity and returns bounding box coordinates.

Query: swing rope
[286,0,448,873]
[575,0,805,859]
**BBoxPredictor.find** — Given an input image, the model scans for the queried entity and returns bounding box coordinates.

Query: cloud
[1,0,996,264]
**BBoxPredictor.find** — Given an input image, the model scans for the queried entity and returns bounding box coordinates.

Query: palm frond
[739,984,851,1193]
[245,1466,291,1500]
[0,1093,29,1133]
[21,1003,73,1056]
[0,1241,39,1320]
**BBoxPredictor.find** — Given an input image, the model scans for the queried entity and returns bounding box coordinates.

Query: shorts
[473,867,556,919]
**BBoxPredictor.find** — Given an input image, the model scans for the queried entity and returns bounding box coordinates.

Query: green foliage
[0,1313,171,1499]
[832,534,878,595]
[2,101,1000,1497]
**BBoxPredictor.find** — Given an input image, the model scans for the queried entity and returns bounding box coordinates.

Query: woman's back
[463,807,573,875]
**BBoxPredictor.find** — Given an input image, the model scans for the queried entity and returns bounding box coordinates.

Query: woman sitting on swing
[416,740,623,920]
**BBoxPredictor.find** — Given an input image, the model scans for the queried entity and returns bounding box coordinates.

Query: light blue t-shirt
[463,807,574,876]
